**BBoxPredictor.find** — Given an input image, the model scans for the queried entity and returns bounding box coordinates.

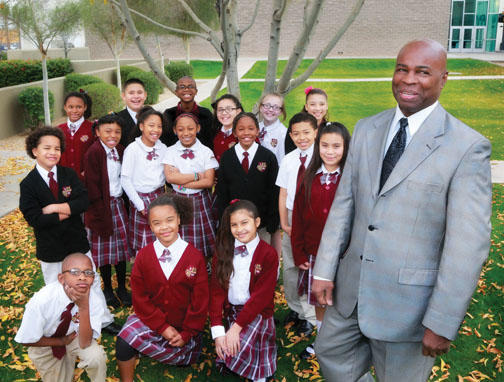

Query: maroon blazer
[210,240,279,329]
[83,140,124,237]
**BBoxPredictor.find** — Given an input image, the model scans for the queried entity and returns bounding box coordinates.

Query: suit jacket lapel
[379,104,445,195]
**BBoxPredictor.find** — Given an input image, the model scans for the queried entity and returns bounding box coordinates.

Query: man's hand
[422,328,451,357]
[312,279,334,306]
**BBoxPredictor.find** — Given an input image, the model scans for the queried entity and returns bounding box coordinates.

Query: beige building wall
[86,0,451,60]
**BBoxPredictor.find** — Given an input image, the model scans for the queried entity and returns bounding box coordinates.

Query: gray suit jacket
[314,104,492,342]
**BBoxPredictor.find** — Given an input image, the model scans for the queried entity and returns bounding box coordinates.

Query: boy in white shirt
[276,112,318,337]
[15,253,107,382]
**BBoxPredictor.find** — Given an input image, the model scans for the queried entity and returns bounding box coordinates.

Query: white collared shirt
[67,117,85,136]
[317,163,341,184]
[153,236,188,281]
[276,144,314,210]
[234,141,259,169]
[221,126,233,137]
[384,101,438,158]
[121,137,168,211]
[211,234,260,339]
[162,139,218,194]
[99,141,122,198]
[36,163,58,188]
[258,119,287,165]
[14,281,104,344]
[126,106,138,125]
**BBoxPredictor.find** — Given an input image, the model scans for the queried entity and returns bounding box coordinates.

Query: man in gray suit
[312,39,492,381]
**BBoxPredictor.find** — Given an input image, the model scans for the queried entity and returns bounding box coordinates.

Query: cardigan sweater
[83,140,125,237]
[131,243,209,344]
[291,172,341,266]
[19,165,90,262]
[213,131,238,163]
[216,145,279,234]
[58,120,94,181]
[210,240,278,329]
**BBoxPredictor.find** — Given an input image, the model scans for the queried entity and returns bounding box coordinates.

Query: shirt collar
[67,116,84,129]
[135,136,160,152]
[234,234,260,255]
[296,144,314,158]
[154,236,184,257]
[221,126,233,136]
[126,106,139,123]
[235,141,258,159]
[174,138,200,151]
[99,140,115,155]
[36,163,57,179]
[316,163,341,175]
[391,101,439,137]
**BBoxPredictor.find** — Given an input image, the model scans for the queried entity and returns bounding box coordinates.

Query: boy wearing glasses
[15,253,107,382]
[162,76,215,149]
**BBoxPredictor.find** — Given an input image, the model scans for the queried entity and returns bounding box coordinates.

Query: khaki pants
[282,210,316,325]
[28,337,107,382]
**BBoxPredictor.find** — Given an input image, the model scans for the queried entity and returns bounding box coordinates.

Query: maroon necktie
[51,302,75,359]
[108,149,119,162]
[242,152,249,174]
[296,154,307,189]
[258,128,266,143]
[234,245,248,257]
[48,171,58,199]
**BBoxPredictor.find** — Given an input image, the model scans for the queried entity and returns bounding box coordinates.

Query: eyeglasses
[177,85,196,90]
[217,107,238,115]
[261,103,282,112]
[63,269,95,277]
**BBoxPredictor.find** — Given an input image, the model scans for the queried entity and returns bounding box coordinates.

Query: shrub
[126,70,163,104]
[18,87,54,130]
[64,73,103,94]
[81,82,122,119]
[0,58,73,88]
[0,51,7,60]
[164,61,193,83]
[120,65,144,86]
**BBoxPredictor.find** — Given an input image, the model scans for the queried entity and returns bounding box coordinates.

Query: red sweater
[213,130,237,163]
[291,172,341,266]
[83,140,124,237]
[131,243,209,343]
[58,120,94,181]
[210,240,279,329]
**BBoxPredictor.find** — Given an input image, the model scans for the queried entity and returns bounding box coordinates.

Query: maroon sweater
[58,120,94,181]
[213,130,238,163]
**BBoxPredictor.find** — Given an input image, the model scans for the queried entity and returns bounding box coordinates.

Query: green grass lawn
[190,60,223,79]
[242,58,504,79]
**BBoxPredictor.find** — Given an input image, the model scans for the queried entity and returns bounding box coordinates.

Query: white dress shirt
[211,234,260,339]
[276,144,314,210]
[162,139,218,194]
[15,281,104,343]
[121,137,168,211]
[317,163,341,183]
[234,141,259,170]
[99,141,122,198]
[153,236,188,280]
[67,116,85,136]
[126,106,138,125]
[259,119,287,165]
[36,163,58,187]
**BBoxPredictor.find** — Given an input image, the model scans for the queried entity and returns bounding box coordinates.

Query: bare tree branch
[289,0,366,90]
[239,0,261,35]
[210,58,228,102]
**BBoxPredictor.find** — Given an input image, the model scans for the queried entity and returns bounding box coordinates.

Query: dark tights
[99,261,127,291]
[116,336,138,361]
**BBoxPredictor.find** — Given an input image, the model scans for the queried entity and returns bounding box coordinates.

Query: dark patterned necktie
[181,149,195,160]
[380,117,408,191]
[234,245,248,257]
[69,123,77,136]
[296,154,307,189]
[48,171,58,199]
[258,128,267,143]
[320,172,339,185]
[159,248,171,263]
[108,149,119,162]
[146,148,158,161]
[242,152,249,174]
[51,302,75,359]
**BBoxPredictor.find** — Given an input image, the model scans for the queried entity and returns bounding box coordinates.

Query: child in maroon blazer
[58,91,94,181]
[210,200,278,382]
[211,94,243,163]
[84,113,133,309]
[291,122,350,359]
[116,194,209,381]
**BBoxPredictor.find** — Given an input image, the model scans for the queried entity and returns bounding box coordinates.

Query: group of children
[14,75,350,382]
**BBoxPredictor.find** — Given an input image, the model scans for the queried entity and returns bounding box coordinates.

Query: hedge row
[0,58,73,88]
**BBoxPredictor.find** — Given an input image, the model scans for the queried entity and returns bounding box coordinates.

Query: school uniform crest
[71,312,80,323]
[270,138,278,148]
[185,266,197,278]
[62,186,72,197]
[256,162,267,172]
[254,264,262,275]
[80,135,89,143]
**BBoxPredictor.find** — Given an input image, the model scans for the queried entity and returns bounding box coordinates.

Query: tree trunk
[3,13,10,49]
[221,0,240,98]
[182,36,190,64]
[263,0,286,96]
[114,52,122,91]
[155,34,165,70]
[41,53,51,126]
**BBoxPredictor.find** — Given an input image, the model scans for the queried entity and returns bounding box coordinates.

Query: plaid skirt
[118,314,202,365]
[176,189,216,258]
[216,304,277,380]
[297,255,319,306]
[88,197,133,267]
[129,187,164,251]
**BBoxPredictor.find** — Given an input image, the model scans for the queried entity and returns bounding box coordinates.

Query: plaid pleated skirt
[89,197,133,267]
[176,189,216,258]
[216,304,277,380]
[297,254,319,306]
[118,314,202,365]
[129,187,164,251]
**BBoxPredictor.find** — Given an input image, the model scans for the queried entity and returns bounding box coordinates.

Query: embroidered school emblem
[185,266,197,278]
[80,135,89,143]
[271,138,278,148]
[257,162,267,172]
[62,186,72,197]
[254,264,262,275]
[228,142,236,149]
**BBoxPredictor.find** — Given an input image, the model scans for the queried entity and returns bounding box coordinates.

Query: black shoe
[116,288,132,307]
[103,288,121,308]
[283,309,300,326]
[297,320,315,337]
[102,322,122,336]
[299,345,315,360]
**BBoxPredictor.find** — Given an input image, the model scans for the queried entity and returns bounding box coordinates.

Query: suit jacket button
[368,225,375,231]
